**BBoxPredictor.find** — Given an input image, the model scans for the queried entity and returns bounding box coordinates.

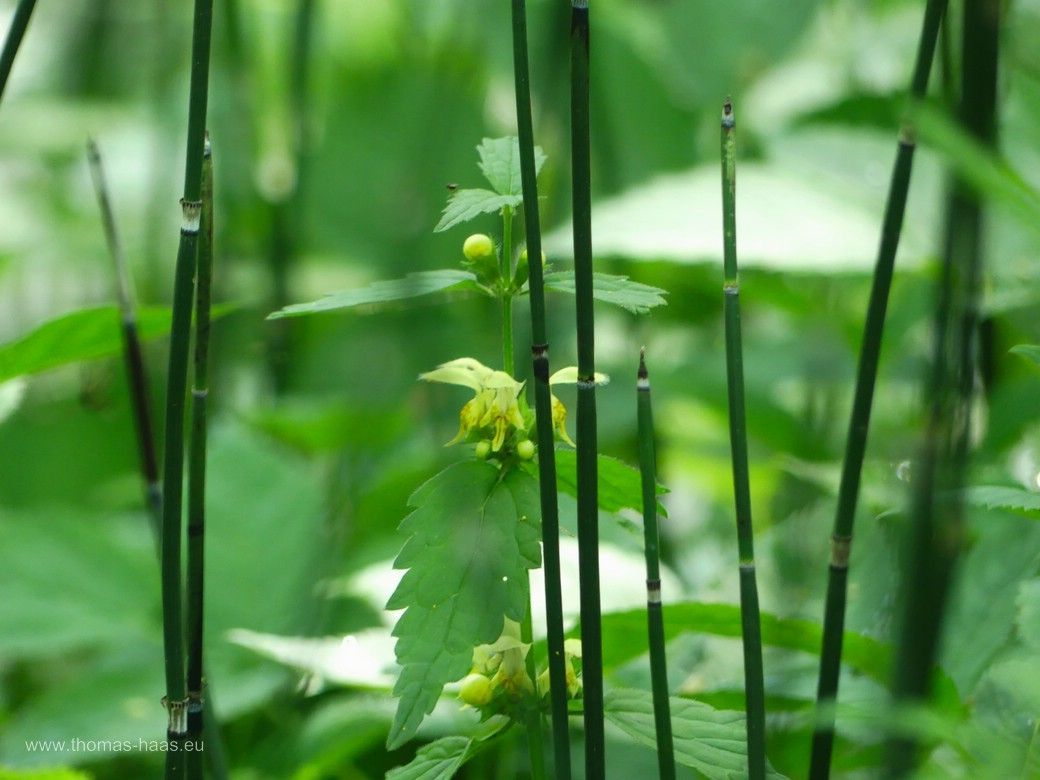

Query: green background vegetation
[1,0,1039,776]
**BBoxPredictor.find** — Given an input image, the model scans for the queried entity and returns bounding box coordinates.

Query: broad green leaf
[594,603,961,712]
[0,305,200,383]
[1010,344,1040,367]
[555,449,668,517]
[965,485,1040,516]
[267,270,479,319]
[476,136,546,197]
[604,688,786,779]
[544,271,668,314]
[386,462,541,749]
[386,718,509,780]
[1016,579,1040,651]
[434,189,522,232]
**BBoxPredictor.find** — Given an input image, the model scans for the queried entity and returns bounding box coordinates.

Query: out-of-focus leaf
[386,463,541,749]
[0,768,93,779]
[1010,344,1040,367]
[544,271,668,314]
[1016,579,1040,651]
[476,136,546,196]
[965,486,1040,516]
[386,718,509,780]
[434,189,522,232]
[268,270,480,319]
[604,688,787,779]
[0,305,226,383]
[554,449,668,517]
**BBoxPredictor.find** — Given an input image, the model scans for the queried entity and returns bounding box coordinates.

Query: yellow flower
[469,619,533,700]
[420,358,527,452]
[547,367,609,448]
[537,638,583,699]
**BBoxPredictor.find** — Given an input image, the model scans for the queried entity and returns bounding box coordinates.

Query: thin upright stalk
[502,205,515,375]
[87,139,162,538]
[636,350,676,780]
[809,1,948,774]
[185,137,214,780]
[888,0,999,774]
[0,0,36,105]
[720,99,766,780]
[520,597,547,780]
[161,1,214,775]
[570,2,604,776]
[511,0,572,775]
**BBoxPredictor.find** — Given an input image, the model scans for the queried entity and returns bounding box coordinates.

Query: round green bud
[519,248,547,266]
[463,233,494,261]
[459,673,493,707]
[474,440,492,460]
[517,440,536,460]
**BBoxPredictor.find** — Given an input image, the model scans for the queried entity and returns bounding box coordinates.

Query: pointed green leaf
[965,485,1040,516]
[477,136,546,196]
[544,271,667,314]
[386,462,541,748]
[0,305,230,383]
[267,270,479,319]
[604,688,787,779]
[555,449,668,517]
[1010,344,1040,367]
[434,189,522,232]
[386,718,509,780]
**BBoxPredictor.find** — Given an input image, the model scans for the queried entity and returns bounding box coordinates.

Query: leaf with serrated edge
[267,270,478,319]
[965,485,1040,515]
[544,271,667,314]
[477,136,546,196]
[555,450,668,517]
[434,189,522,233]
[386,462,541,749]
[386,718,509,779]
[605,688,787,779]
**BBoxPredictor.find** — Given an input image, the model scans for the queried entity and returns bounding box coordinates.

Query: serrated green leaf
[965,485,1040,516]
[544,271,667,314]
[555,449,668,517]
[476,136,546,196]
[267,270,479,319]
[386,718,509,780]
[433,189,522,232]
[594,603,961,713]
[0,305,229,383]
[386,462,541,749]
[1010,344,1040,367]
[604,688,787,779]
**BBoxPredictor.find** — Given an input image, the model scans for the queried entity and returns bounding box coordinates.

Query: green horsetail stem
[636,351,676,780]
[570,1,605,776]
[0,0,36,104]
[888,0,999,774]
[511,0,571,775]
[87,140,162,539]
[720,99,766,780]
[161,1,213,776]
[809,1,948,775]
[185,137,214,780]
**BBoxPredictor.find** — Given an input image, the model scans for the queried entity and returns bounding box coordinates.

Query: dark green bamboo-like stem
[161,2,214,775]
[636,351,676,780]
[570,3,604,777]
[720,100,766,780]
[185,137,214,780]
[887,0,998,774]
[511,1,572,775]
[87,139,163,538]
[0,0,36,105]
[809,1,947,775]
[502,205,515,375]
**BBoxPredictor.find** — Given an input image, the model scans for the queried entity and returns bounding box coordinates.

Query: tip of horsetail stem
[722,98,734,127]
[637,347,649,385]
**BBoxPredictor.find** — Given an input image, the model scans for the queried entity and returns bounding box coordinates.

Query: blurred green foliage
[1,0,1039,777]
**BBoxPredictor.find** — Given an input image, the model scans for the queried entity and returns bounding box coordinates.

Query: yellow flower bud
[463,233,494,261]
[474,440,492,459]
[517,439,536,460]
[458,673,493,707]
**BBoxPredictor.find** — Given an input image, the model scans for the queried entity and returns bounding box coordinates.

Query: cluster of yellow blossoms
[419,358,607,456]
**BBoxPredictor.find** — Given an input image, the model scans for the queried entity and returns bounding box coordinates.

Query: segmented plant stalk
[570,2,605,776]
[888,0,999,773]
[0,0,36,104]
[185,137,214,780]
[161,1,213,775]
[809,1,948,775]
[87,139,162,538]
[502,205,516,374]
[636,351,676,780]
[511,1,572,775]
[720,99,766,780]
